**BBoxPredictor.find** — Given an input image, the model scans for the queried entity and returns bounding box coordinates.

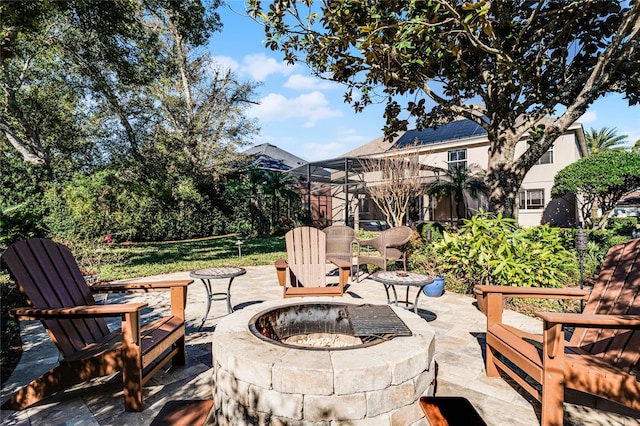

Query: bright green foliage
[552,151,640,230]
[43,169,230,242]
[430,211,576,292]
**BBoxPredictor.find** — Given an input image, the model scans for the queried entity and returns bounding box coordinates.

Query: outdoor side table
[190,266,246,330]
[370,271,434,314]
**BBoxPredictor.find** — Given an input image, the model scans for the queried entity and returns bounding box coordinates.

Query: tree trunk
[485,131,525,219]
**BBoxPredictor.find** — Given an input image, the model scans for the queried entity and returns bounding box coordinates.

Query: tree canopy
[248,0,640,218]
[551,151,640,229]
[1,0,264,243]
[1,0,228,170]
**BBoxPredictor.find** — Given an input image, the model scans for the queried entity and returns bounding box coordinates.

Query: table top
[190,267,246,279]
[370,271,434,286]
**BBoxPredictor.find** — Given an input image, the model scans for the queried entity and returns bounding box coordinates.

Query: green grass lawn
[98,235,286,281]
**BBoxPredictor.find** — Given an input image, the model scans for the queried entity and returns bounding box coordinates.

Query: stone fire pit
[210,298,437,425]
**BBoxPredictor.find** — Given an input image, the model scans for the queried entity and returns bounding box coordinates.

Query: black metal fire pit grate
[347,304,412,339]
[249,302,413,350]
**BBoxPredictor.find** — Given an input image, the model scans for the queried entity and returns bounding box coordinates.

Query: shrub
[43,170,231,242]
[0,154,49,246]
[426,211,577,293]
[607,217,637,236]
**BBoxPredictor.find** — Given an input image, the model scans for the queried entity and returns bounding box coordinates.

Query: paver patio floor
[1,265,638,425]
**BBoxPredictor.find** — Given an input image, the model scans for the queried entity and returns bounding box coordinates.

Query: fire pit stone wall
[210,298,437,425]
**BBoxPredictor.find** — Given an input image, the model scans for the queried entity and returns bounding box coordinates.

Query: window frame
[536,145,554,165]
[447,148,467,170]
[518,188,545,210]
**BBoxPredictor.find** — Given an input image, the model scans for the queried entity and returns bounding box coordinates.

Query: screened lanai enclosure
[288,156,460,231]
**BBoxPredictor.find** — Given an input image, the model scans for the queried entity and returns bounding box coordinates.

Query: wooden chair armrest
[536,312,640,329]
[474,285,590,300]
[328,257,352,269]
[275,259,288,287]
[10,303,148,320]
[91,280,193,293]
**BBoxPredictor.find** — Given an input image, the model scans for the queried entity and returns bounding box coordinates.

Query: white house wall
[516,132,583,227]
[332,123,586,228]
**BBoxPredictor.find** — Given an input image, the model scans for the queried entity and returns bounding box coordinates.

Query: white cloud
[284,74,339,91]
[619,126,640,147]
[579,111,598,123]
[334,126,371,144]
[210,55,240,73]
[303,142,348,161]
[241,53,296,81]
[248,91,342,127]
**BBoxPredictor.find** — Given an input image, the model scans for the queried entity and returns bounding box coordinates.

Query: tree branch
[0,117,44,164]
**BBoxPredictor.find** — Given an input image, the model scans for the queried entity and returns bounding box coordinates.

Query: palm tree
[241,168,300,234]
[425,165,488,226]
[584,127,628,154]
[261,170,300,229]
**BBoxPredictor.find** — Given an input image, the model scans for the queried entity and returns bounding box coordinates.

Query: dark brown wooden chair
[275,227,351,298]
[355,225,413,282]
[474,239,640,426]
[0,238,193,412]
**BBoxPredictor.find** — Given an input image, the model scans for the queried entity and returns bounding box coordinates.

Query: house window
[447,149,467,170]
[519,189,545,210]
[359,198,371,213]
[536,146,554,165]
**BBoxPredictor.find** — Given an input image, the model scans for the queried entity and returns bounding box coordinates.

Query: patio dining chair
[355,225,414,282]
[323,225,357,280]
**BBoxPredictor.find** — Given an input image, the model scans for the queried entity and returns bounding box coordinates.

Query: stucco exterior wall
[331,122,586,228]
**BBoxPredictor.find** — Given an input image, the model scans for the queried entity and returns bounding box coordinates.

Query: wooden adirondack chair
[275,227,351,297]
[474,239,640,426]
[0,238,193,412]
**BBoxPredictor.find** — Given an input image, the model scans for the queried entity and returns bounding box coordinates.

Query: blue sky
[209,2,640,161]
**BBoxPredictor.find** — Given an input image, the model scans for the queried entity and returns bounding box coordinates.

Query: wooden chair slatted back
[286,227,327,288]
[569,239,640,371]
[1,238,110,357]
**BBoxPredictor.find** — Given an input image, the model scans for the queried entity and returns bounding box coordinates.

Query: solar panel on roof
[395,119,487,148]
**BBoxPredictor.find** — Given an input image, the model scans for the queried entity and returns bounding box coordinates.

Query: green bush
[416,221,444,243]
[0,154,49,246]
[42,169,232,242]
[423,211,577,293]
[607,217,637,236]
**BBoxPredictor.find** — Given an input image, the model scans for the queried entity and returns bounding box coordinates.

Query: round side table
[190,266,246,330]
[370,271,434,314]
